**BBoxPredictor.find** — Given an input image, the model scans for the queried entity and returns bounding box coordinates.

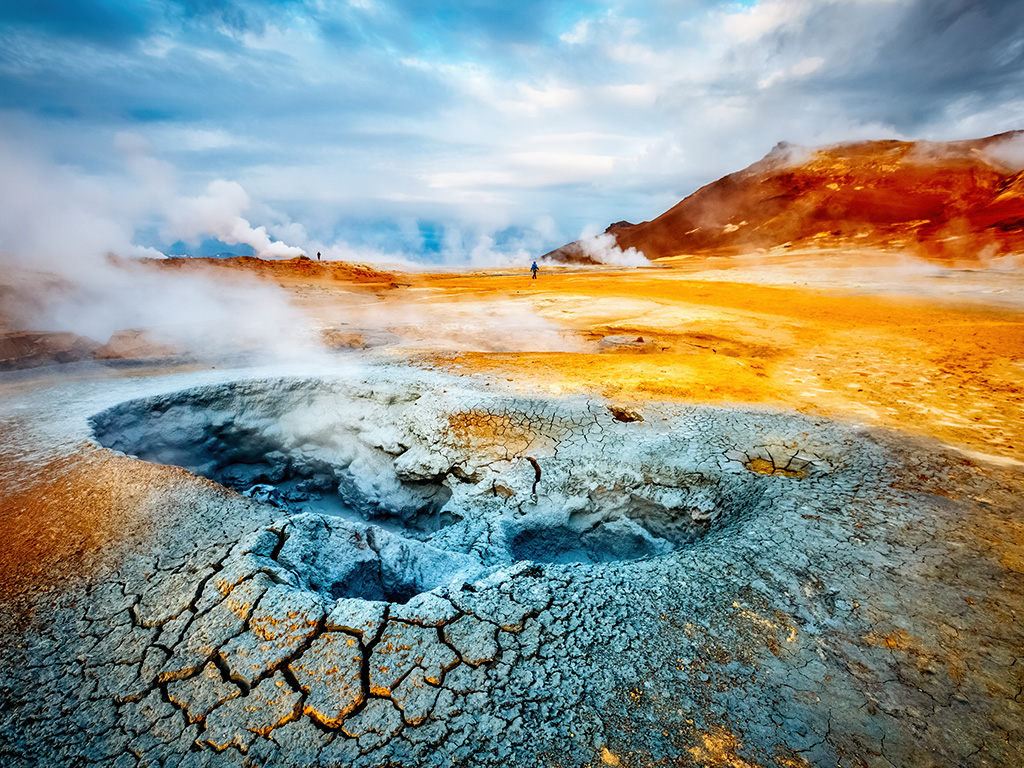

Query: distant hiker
[531,261,539,279]
[317,251,321,261]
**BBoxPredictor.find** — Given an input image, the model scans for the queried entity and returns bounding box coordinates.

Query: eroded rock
[369,621,459,696]
[443,615,499,667]
[221,583,325,687]
[167,662,242,723]
[2,373,1018,768]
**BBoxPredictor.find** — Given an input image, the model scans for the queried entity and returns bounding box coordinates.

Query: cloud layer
[1,0,1022,265]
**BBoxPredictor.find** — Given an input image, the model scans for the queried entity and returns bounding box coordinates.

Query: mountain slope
[546,131,1024,263]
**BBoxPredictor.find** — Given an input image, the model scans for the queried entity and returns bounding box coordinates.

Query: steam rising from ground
[0,127,581,363]
[0,128,586,363]
[0,134,331,363]
[0,259,327,365]
[0,131,569,272]
[0,134,311,265]
[673,246,1024,308]
[981,132,1024,172]
[576,232,650,267]
[340,297,586,354]
[168,180,306,260]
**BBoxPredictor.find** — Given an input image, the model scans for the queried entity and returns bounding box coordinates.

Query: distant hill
[116,255,396,285]
[545,131,1024,263]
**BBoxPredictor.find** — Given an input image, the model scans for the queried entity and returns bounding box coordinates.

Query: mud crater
[90,378,774,599]
[90,380,456,539]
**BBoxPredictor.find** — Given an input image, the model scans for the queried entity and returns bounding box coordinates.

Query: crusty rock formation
[0,328,180,370]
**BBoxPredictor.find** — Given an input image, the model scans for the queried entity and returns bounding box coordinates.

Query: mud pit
[1,369,1022,767]
[90,379,773,570]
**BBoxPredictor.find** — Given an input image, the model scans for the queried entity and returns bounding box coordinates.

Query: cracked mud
[1,370,1022,767]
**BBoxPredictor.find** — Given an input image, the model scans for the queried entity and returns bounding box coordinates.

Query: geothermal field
[1,135,1023,768]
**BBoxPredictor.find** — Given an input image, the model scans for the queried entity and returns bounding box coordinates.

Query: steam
[0,136,162,269]
[0,135,324,364]
[0,132,309,264]
[760,140,817,169]
[576,232,650,267]
[168,180,307,259]
[981,132,1024,172]
[339,296,586,354]
[0,258,328,365]
[0,132,589,365]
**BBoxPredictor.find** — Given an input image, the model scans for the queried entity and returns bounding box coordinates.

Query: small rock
[166,662,241,722]
[369,621,458,696]
[221,584,325,686]
[160,574,272,683]
[389,593,460,627]
[325,598,388,639]
[341,697,404,749]
[392,667,441,725]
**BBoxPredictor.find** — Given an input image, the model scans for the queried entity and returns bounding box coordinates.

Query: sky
[1,0,1023,267]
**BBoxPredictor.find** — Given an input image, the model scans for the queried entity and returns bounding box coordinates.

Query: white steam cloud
[0,132,309,264]
[168,180,307,259]
[982,132,1024,172]
[0,260,327,364]
[576,232,650,267]
[0,136,164,268]
[339,297,585,354]
[0,134,324,364]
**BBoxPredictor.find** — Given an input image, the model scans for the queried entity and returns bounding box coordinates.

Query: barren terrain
[1,133,1022,767]
[274,249,1024,467]
[1,248,1020,767]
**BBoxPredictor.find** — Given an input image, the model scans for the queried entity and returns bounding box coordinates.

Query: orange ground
[2,251,1021,610]
[281,256,1024,465]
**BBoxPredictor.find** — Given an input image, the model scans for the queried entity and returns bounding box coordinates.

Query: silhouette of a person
[531,261,539,279]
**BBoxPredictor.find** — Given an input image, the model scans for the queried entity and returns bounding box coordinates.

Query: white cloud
[602,83,658,107]
[560,19,590,45]
[720,0,902,43]
[158,127,241,151]
[758,56,825,89]
[720,0,811,42]
[0,0,1021,268]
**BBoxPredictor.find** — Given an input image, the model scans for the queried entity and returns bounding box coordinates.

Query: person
[317,251,321,261]
[531,260,539,279]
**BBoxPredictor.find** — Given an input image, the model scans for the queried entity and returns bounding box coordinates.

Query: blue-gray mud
[0,369,1021,768]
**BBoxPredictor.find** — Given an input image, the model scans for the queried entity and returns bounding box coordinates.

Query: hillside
[545,131,1024,263]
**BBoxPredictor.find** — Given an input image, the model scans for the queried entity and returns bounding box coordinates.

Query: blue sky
[1,0,1023,265]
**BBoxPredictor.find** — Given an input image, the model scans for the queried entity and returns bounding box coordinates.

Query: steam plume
[0,135,322,364]
[168,180,307,260]
[576,232,649,267]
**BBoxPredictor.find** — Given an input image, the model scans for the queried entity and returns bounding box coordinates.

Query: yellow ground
[1,248,1022,608]
[285,252,1024,465]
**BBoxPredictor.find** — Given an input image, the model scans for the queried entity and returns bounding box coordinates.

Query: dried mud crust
[0,373,1022,768]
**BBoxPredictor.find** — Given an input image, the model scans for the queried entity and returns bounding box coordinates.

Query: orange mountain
[546,131,1024,263]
